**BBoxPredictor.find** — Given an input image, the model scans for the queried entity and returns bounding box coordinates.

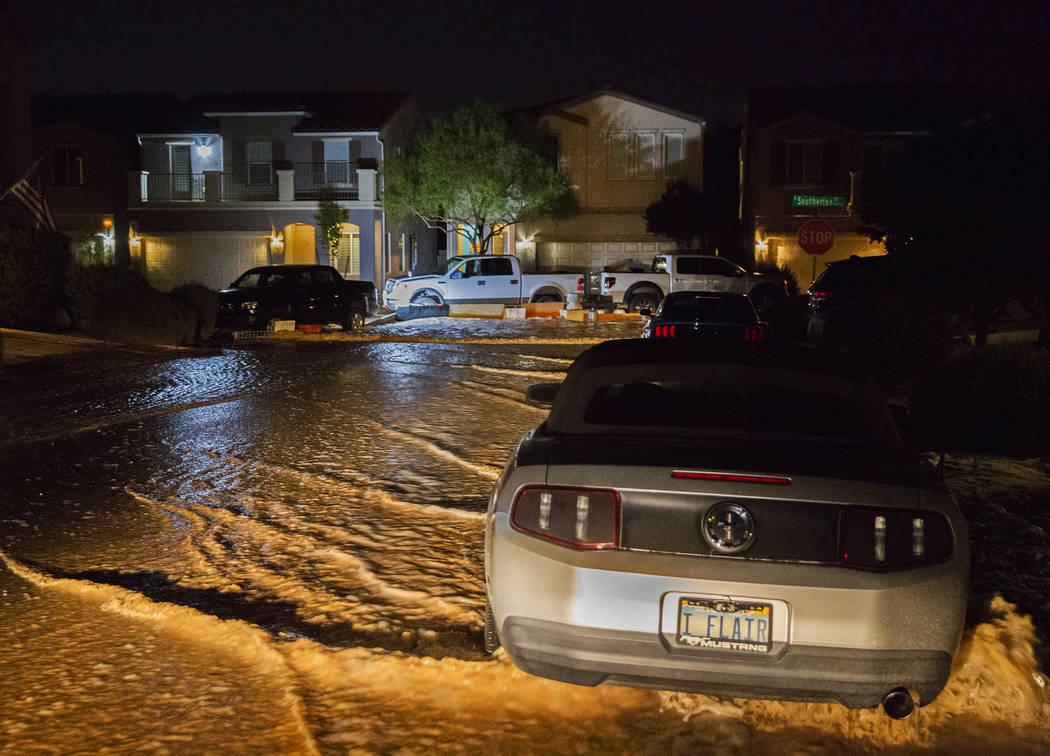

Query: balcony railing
[294,161,359,200]
[221,169,279,201]
[132,161,373,204]
[142,173,205,202]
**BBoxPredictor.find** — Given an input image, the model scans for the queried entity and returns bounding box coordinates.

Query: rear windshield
[582,381,869,440]
[659,297,756,324]
[234,271,289,288]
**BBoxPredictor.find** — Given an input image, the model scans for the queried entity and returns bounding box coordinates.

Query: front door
[170,145,191,200]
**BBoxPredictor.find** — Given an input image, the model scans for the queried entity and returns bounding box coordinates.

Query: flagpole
[0,157,43,203]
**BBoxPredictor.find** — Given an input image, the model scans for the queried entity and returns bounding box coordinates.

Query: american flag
[3,159,56,231]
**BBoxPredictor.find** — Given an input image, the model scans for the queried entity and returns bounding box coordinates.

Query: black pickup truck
[217,264,378,333]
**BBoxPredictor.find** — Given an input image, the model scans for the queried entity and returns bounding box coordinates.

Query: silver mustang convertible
[484,339,968,719]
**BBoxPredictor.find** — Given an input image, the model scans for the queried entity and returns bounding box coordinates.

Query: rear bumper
[501,616,951,709]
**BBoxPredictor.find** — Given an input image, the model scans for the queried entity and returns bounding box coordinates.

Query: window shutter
[822,141,840,185]
[312,141,324,184]
[232,140,247,183]
[769,141,786,186]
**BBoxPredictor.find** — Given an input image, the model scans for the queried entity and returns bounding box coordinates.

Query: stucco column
[204,170,222,203]
[127,171,145,203]
[357,168,377,202]
[276,169,295,202]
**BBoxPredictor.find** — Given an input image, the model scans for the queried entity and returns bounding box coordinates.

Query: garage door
[143,235,270,291]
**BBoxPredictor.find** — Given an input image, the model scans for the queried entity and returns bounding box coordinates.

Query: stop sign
[798,219,835,256]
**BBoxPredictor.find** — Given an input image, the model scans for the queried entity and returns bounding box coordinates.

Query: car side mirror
[525,382,561,409]
[450,270,463,279]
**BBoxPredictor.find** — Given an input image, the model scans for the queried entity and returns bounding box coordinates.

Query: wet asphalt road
[2,326,1049,754]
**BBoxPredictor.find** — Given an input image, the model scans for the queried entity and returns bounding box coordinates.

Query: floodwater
[0,323,1048,754]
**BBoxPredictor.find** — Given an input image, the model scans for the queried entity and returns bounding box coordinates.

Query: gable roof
[33,94,209,134]
[517,87,706,125]
[188,91,412,132]
[747,85,991,134]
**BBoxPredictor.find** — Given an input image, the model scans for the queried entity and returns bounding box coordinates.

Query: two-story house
[498,88,705,272]
[742,85,987,287]
[0,0,34,226]
[128,91,436,292]
[32,94,187,265]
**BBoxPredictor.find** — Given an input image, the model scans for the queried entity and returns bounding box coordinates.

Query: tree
[859,109,1050,348]
[385,100,571,255]
[643,179,708,251]
[314,196,347,267]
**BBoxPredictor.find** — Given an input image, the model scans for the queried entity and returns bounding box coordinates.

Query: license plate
[677,597,772,652]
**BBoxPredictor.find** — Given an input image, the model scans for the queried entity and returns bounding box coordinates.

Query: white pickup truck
[601,253,788,312]
[382,255,583,309]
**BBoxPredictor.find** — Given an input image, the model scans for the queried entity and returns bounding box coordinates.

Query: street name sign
[792,195,846,209]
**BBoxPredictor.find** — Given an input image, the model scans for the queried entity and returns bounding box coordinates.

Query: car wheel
[532,293,562,303]
[629,291,661,313]
[345,308,365,332]
[484,600,500,654]
[410,290,443,306]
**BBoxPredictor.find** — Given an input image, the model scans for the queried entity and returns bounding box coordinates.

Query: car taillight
[511,485,620,549]
[577,277,585,292]
[839,508,953,570]
[743,327,765,341]
[653,324,676,338]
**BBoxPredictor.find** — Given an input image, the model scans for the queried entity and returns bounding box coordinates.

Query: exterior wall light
[196,145,213,158]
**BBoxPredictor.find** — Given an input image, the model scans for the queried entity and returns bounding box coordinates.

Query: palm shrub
[65,264,197,346]
[0,227,71,328]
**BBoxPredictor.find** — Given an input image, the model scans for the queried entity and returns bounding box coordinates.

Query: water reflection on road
[0,330,1048,753]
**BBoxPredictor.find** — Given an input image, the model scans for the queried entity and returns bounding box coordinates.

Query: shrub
[0,227,71,328]
[753,258,800,296]
[64,264,197,346]
[908,343,1050,455]
[171,283,220,343]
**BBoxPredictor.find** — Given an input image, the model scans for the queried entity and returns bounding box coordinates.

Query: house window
[787,141,823,185]
[247,141,273,185]
[663,133,684,179]
[770,140,840,186]
[53,145,85,186]
[609,132,658,181]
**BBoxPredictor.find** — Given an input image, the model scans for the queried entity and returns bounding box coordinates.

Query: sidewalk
[1,328,112,366]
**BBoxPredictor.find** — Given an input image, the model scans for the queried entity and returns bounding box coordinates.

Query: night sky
[9,0,1050,124]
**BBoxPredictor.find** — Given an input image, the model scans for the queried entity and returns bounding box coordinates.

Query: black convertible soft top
[543,339,902,450]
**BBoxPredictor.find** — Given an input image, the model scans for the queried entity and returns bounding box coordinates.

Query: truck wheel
[629,291,661,313]
[344,308,365,332]
[410,290,443,306]
[484,600,501,654]
[532,293,562,303]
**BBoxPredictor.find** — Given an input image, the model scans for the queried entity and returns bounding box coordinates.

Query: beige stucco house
[500,88,706,272]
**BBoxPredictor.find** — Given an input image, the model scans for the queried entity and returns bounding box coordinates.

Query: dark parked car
[217,265,377,333]
[806,255,898,345]
[641,291,770,343]
[485,340,969,719]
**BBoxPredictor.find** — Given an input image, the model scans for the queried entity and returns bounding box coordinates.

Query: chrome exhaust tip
[882,686,916,720]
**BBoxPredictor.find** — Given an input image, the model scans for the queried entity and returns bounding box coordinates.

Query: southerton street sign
[792,194,846,209]
[798,218,835,256]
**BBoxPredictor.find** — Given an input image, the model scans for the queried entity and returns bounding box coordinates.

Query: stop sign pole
[798,217,835,283]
